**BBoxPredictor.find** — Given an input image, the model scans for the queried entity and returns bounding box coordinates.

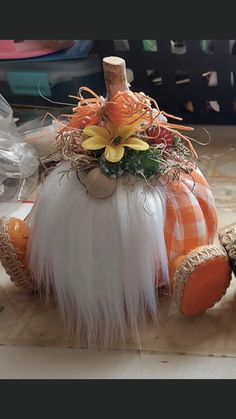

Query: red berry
[146,126,173,148]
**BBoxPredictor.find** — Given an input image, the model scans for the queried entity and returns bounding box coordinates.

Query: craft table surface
[1,124,236,379]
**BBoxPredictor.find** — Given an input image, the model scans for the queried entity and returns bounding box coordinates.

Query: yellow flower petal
[118,124,138,140]
[104,121,117,138]
[83,125,110,141]
[82,136,108,150]
[105,145,125,162]
[124,137,149,150]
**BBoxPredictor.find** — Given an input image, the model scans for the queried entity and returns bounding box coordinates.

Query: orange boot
[0,217,35,291]
[169,244,232,316]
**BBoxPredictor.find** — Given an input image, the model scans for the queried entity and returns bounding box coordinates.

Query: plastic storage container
[0,40,75,60]
[0,55,106,107]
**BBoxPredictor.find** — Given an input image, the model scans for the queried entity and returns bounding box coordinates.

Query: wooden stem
[102,56,129,100]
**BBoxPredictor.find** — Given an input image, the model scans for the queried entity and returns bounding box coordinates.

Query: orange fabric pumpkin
[164,169,217,264]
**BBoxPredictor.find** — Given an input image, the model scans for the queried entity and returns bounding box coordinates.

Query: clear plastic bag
[19,116,63,159]
[0,94,20,138]
[0,94,39,202]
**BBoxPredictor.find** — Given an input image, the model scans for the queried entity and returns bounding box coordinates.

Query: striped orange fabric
[164,168,218,263]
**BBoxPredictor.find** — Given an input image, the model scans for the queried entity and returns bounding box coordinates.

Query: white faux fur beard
[28,161,169,348]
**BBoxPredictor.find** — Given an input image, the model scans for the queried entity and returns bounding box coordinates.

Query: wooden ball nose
[86,167,118,199]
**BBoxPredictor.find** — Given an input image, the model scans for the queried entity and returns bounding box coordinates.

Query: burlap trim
[173,245,228,312]
[0,218,35,291]
[219,228,236,261]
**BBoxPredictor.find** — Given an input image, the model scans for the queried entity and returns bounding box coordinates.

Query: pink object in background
[0,40,75,60]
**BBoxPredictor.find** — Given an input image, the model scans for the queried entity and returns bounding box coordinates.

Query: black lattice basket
[95,40,236,125]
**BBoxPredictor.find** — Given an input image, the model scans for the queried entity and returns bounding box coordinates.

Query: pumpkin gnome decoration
[0,56,234,347]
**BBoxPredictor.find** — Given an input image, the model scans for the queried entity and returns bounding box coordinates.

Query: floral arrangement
[56,86,198,183]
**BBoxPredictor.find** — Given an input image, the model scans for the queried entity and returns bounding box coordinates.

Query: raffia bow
[57,87,197,158]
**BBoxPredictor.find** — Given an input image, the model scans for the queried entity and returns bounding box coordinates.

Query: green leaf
[173,136,181,150]
[121,148,160,178]
[99,148,161,179]
[100,153,124,177]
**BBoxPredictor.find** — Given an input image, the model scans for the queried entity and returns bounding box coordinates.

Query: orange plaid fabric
[164,168,218,263]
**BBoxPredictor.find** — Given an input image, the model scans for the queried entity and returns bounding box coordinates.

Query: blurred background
[0,40,236,124]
